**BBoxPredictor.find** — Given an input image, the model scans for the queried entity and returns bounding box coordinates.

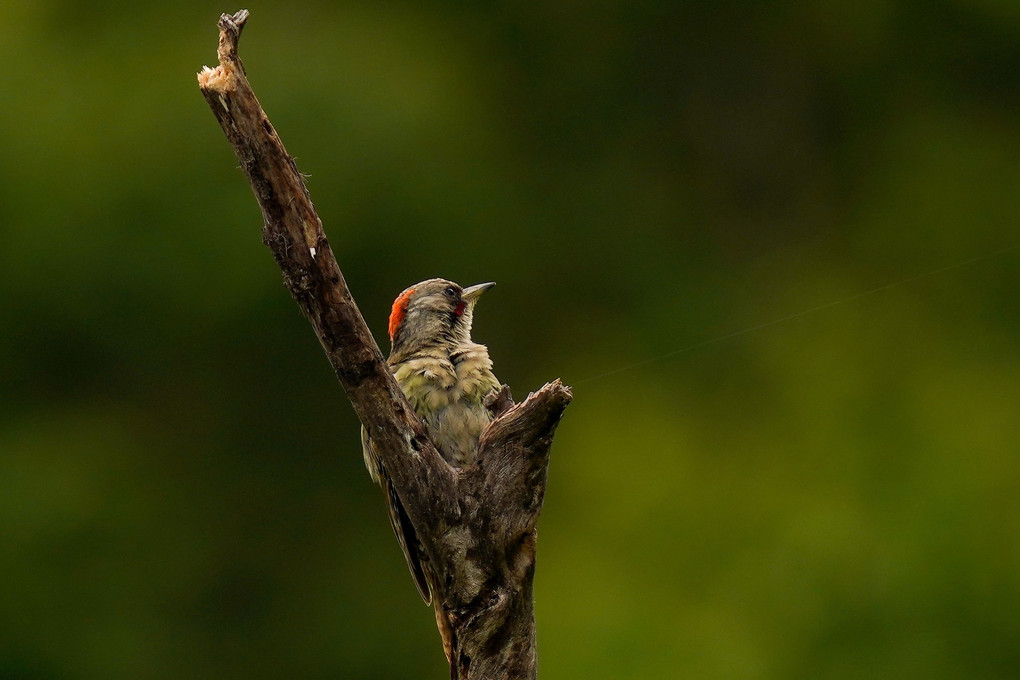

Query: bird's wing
[386,477,433,605]
[361,425,381,484]
[362,427,432,605]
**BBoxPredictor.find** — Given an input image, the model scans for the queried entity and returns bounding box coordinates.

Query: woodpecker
[361,278,501,658]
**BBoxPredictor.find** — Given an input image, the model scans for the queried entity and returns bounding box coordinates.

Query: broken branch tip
[219,9,250,32]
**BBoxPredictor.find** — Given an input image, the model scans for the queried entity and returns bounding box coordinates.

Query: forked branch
[197,11,571,679]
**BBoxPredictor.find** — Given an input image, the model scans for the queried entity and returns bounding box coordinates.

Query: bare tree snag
[197,11,571,679]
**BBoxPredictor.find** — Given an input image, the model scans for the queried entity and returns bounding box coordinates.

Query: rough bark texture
[197,11,571,679]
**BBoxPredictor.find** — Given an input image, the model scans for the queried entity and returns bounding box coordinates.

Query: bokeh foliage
[1,1,1019,678]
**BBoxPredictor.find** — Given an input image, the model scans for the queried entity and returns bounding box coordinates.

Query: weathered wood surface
[198,11,571,679]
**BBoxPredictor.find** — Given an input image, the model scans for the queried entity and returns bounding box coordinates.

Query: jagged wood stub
[197,10,571,680]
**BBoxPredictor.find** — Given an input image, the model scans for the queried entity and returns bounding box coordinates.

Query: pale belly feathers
[391,343,499,466]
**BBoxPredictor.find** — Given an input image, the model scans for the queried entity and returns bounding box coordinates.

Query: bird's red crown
[388,288,415,341]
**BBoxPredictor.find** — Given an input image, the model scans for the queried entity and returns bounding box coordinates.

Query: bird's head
[387,278,495,357]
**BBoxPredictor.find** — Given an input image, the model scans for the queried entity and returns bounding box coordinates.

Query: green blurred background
[2,1,1019,678]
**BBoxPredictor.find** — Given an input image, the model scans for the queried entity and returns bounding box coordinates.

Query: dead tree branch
[197,11,571,679]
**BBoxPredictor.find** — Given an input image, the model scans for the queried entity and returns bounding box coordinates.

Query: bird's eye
[445,286,457,298]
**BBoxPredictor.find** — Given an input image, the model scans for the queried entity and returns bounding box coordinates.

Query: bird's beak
[462,282,496,302]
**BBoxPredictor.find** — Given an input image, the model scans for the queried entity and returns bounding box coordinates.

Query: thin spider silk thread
[571,244,1018,386]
